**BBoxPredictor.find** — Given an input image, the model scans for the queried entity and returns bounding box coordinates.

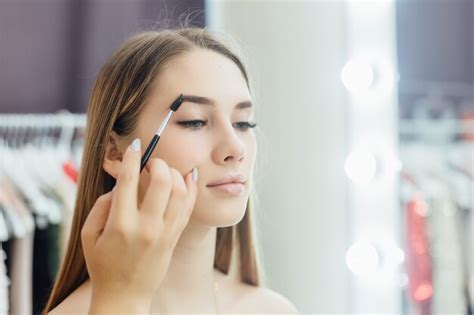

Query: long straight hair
[43,26,265,313]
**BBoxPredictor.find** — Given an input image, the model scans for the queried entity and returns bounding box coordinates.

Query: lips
[208,182,244,195]
[206,173,246,187]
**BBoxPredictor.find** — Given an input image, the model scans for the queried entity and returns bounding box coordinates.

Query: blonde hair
[43,26,266,313]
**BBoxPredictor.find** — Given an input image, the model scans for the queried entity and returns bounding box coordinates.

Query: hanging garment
[0,160,67,315]
[405,193,433,315]
[0,188,11,243]
[449,161,474,313]
[0,244,9,315]
[4,169,62,314]
[32,222,60,314]
[426,181,465,314]
[0,178,35,240]
[0,176,35,315]
[7,232,33,315]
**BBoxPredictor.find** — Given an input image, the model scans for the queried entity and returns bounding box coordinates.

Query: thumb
[81,191,113,247]
[184,166,199,214]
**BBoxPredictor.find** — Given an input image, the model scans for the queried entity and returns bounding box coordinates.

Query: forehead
[152,49,251,110]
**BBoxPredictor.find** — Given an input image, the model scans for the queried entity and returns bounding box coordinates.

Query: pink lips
[206,173,246,196]
[207,173,245,187]
[207,183,244,195]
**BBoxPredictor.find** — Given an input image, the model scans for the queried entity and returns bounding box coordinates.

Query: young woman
[44,26,298,314]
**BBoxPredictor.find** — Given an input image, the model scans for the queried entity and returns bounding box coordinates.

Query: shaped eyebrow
[182,94,252,110]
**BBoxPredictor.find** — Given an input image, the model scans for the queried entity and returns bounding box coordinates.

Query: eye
[177,120,207,130]
[177,120,258,131]
[234,121,258,131]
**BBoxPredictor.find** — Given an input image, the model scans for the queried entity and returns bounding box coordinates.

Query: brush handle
[140,134,160,173]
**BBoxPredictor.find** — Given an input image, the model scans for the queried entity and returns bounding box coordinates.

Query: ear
[102,130,124,180]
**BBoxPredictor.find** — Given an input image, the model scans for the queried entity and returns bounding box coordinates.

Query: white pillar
[343,1,401,314]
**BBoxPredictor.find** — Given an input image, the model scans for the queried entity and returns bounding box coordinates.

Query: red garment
[62,160,78,183]
[405,194,433,315]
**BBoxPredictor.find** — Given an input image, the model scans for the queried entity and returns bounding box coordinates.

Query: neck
[151,219,219,312]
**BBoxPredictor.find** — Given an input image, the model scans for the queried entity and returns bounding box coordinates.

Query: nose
[211,121,246,165]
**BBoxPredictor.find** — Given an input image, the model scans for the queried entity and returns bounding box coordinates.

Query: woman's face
[109,49,257,227]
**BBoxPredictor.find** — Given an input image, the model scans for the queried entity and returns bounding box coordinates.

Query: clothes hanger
[0,139,11,242]
[1,120,52,228]
[46,112,78,221]
[27,116,63,224]
[0,137,27,239]
[0,207,9,242]
[0,138,35,237]
[0,156,27,238]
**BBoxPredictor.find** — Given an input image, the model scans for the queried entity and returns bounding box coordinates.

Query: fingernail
[192,167,199,182]
[131,138,141,152]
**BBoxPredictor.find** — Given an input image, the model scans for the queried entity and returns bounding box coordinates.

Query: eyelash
[177,120,257,131]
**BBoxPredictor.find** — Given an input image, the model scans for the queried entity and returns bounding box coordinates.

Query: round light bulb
[341,59,374,94]
[344,151,377,184]
[346,241,380,276]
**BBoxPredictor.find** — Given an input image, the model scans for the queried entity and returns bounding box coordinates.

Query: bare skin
[49,269,297,314]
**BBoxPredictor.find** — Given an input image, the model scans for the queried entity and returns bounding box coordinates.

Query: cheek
[244,133,257,158]
[154,133,207,172]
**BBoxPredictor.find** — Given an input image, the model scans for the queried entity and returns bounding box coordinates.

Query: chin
[190,198,248,227]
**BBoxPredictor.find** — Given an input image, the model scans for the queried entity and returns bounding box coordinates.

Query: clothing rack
[0,112,87,147]
[396,80,473,315]
[399,80,474,99]
[399,119,474,136]
[0,112,86,128]
[397,113,473,315]
[0,111,86,314]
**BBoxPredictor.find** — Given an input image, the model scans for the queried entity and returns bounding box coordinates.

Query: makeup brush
[139,93,185,172]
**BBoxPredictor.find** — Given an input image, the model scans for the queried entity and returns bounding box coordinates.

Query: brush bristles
[170,93,185,112]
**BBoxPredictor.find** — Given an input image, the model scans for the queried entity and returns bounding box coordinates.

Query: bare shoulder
[225,276,299,314]
[244,285,299,314]
[252,286,299,313]
[47,280,91,314]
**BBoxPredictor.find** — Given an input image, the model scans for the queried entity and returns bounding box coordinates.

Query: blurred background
[0,0,473,314]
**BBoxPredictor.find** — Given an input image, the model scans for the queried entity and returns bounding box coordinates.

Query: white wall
[207,2,351,313]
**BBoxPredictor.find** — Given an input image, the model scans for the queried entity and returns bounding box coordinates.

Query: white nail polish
[131,138,141,152]
[192,167,199,182]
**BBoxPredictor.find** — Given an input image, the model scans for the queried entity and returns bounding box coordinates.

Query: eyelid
[178,107,254,116]
[176,119,257,130]
[175,113,253,121]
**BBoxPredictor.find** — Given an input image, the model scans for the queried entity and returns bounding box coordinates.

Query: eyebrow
[181,94,253,110]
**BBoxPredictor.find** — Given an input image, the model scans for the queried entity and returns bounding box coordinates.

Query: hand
[81,138,199,313]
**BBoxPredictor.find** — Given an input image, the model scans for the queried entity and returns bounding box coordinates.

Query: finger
[140,158,173,220]
[108,138,141,226]
[167,166,199,232]
[184,166,199,217]
[81,191,113,247]
[163,168,189,224]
